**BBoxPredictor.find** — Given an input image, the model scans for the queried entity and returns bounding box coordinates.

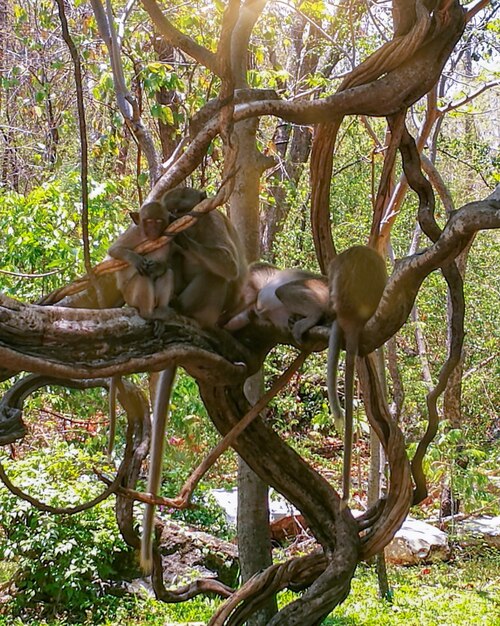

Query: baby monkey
[327,245,387,502]
[225,262,329,343]
[108,187,206,319]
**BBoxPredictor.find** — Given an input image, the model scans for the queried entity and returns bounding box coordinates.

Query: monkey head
[130,201,169,241]
[162,187,207,217]
[131,188,207,241]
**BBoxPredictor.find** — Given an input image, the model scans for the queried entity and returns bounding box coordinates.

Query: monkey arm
[110,245,165,278]
[109,235,150,275]
[175,234,241,281]
[174,210,244,281]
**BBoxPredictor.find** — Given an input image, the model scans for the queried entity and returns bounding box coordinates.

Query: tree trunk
[152,35,181,161]
[231,116,277,625]
[229,5,277,621]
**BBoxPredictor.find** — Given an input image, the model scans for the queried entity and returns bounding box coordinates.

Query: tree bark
[228,3,277,623]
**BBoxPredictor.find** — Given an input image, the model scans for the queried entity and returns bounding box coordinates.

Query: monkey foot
[147,307,188,337]
[0,407,27,445]
[152,306,178,321]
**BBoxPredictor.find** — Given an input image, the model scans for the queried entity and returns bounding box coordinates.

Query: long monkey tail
[107,375,120,457]
[342,330,360,504]
[327,319,345,433]
[140,367,176,574]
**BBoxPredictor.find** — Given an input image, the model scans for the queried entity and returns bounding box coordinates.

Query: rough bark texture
[228,3,278,622]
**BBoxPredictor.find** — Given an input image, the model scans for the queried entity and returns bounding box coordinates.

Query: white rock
[210,488,299,524]
[209,488,239,525]
[385,517,451,565]
[456,515,500,548]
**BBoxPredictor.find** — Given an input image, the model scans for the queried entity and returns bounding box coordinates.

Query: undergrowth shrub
[0,443,132,620]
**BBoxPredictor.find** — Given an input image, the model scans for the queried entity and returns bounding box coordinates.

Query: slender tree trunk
[152,35,181,161]
[229,4,277,622]
[443,242,473,429]
[263,16,319,259]
[232,116,277,626]
[366,348,390,600]
[238,373,275,624]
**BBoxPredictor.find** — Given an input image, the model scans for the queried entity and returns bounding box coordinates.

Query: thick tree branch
[149,1,465,222]
[140,0,218,74]
[0,303,254,382]
[0,199,498,384]
[361,195,500,355]
[201,384,359,624]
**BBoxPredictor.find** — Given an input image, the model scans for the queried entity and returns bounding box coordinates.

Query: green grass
[322,555,500,625]
[0,554,498,625]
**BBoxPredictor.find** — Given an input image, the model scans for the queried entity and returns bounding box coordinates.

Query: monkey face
[143,217,167,240]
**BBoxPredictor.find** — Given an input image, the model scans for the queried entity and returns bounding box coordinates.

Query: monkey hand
[146,260,168,279]
[136,257,165,277]
[131,254,150,275]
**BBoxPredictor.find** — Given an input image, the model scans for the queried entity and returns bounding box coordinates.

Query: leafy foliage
[0,174,137,300]
[0,444,131,620]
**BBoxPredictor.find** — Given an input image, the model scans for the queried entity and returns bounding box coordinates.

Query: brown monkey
[327,245,387,503]
[108,201,174,320]
[160,186,208,216]
[108,187,207,320]
[171,208,248,327]
[106,190,205,469]
[274,274,329,342]
[225,262,329,342]
[140,194,247,573]
[223,261,279,330]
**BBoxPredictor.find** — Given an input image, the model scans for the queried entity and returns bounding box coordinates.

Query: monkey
[108,201,173,320]
[274,274,330,343]
[223,261,279,330]
[103,189,205,466]
[327,245,387,503]
[224,262,329,343]
[139,191,248,573]
[159,186,208,216]
[108,187,208,320]
[171,208,248,327]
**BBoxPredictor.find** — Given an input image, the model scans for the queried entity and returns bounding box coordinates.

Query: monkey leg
[256,287,290,328]
[121,274,156,318]
[327,320,345,432]
[146,268,175,320]
[175,273,229,327]
[291,312,323,343]
[116,264,136,292]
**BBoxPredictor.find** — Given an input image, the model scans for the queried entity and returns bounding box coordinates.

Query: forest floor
[1,550,498,625]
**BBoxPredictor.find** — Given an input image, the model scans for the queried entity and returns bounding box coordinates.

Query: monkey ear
[129,211,140,225]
